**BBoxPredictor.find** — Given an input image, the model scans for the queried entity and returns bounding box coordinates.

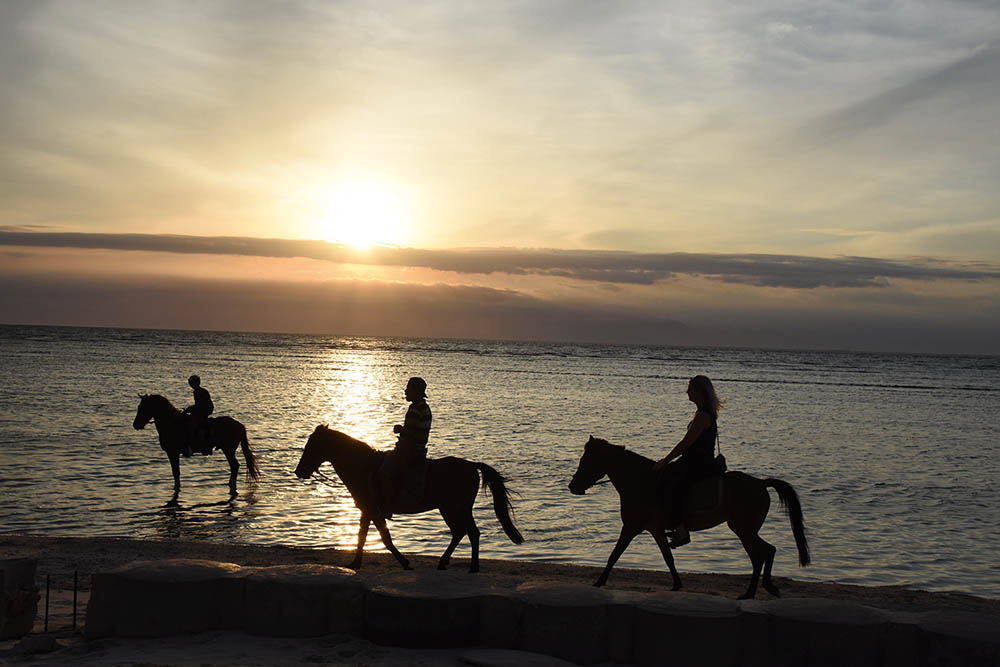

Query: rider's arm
[654,411,710,471]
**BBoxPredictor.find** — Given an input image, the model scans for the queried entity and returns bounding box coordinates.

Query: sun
[310,180,410,249]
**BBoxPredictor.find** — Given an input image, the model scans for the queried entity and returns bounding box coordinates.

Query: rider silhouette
[379,377,432,518]
[183,374,214,457]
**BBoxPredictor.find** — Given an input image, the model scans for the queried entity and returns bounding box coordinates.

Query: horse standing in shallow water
[133,394,260,498]
[294,424,524,572]
[569,436,810,599]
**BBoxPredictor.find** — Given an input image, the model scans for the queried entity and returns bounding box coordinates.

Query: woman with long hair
[653,375,723,547]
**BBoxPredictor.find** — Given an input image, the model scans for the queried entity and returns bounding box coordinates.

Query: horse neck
[316,432,382,488]
[148,396,183,432]
[604,448,654,492]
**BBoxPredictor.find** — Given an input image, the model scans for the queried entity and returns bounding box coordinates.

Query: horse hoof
[437,563,448,571]
[348,561,362,570]
[672,584,682,592]
[469,566,480,574]
[593,579,605,588]
[402,564,413,571]
[738,592,756,600]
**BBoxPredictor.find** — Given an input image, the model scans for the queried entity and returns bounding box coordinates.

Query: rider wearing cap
[183,374,214,456]
[379,377,432,518]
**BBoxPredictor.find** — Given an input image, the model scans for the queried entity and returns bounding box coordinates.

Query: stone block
[632,592,742,667]
[84,559,246,638]
[479,593,525,649]
[1,559,39,639]
[363,569,487,647]
[514,582,625,665]
[243,564,365,637]
[747,598,891,666]
[914,610,1000,666]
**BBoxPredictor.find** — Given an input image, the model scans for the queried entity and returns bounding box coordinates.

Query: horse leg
[594,526,640,587]
[168,450,181,494]
[468,517,481,574]
[372,517,412,570]
[731,521,775,599]
[349,515,371,569]
[437,507,467,571]
[760,539,780,597]
[223,447,239,497]
[650,529,683,591]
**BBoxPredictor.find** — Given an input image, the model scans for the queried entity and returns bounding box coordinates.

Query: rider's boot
[668,523,690,548]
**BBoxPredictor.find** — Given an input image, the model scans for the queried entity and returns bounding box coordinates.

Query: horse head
[569,435,617,495]
[133,394,153,430]
[295,424,331,479]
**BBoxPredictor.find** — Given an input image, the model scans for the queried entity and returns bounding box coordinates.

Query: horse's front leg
[373,517,411,570]
[595,525,641,587]
[348,514,371,569]
[650,528,683,591]
[168,450,181,494]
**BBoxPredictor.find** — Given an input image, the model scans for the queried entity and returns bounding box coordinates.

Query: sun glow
[309,179,411,249]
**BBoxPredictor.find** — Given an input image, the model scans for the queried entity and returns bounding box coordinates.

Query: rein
[311,467,341,488]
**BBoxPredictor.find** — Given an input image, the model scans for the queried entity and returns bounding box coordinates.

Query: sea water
[0,324,997,597]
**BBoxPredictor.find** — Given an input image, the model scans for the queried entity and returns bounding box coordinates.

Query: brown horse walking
[569,436,809,599]
[294,425,524,572]
[133,394,260,498]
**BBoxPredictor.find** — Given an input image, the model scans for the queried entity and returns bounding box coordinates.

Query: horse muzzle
[568,482,587,495]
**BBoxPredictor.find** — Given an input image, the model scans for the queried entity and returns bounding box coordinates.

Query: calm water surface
[1,325,997,598]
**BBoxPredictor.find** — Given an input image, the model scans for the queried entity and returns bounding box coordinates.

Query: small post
[44,574,50,632]
[72,570,78,630]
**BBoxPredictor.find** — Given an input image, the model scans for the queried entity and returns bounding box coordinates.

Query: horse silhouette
[294,424,523,572]
[133,394,260,498]
[569,436,809,599]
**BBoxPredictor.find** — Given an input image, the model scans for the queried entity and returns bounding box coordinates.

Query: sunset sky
[2,1,999,353]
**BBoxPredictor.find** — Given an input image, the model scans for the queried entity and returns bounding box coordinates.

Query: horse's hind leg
[437,508,481,573]
[761,540,780,597]
[349,515,371,569]
[223,447,239,497]
[732,524,776,599]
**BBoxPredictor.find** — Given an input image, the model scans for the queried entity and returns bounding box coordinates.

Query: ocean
[1,324,997,598]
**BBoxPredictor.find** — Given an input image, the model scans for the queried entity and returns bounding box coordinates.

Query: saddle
[184,415,215,455]
[683,474,726,515]
[399,457,429,504]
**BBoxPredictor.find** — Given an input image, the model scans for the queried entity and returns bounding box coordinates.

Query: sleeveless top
[684,409,717,467]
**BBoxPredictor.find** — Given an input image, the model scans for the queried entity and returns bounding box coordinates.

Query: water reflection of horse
[295,425,524,572]
[569,436,810,599]
[133,394,260,498]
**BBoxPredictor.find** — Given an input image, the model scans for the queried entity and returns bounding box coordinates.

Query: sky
[2,1,999,354]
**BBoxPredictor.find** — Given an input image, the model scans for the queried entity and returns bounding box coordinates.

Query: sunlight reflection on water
[1,325,998,598]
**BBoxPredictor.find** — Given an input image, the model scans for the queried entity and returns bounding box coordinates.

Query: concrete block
[746,598,891,667]
[632,592,742,667]
[1,559,39,639]
[514,582,621,665]
[479,593,525,649]
[84,559,247,638]
[243,564,365,637]
[363,569,488,647]
[914,610,1000,666]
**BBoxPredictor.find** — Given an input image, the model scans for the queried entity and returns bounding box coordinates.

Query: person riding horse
[183,374,214,457]
[378,376,432,518]
[653,375,723,548]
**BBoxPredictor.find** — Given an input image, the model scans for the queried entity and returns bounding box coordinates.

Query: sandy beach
[2,533,998,665]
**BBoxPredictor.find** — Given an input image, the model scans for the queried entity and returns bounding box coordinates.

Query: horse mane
[313,424,384,457]
[590,436,655,465]
[145,394,182,413]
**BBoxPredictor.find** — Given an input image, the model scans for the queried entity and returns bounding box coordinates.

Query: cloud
[2,229,998,289]
[0,271,690,345]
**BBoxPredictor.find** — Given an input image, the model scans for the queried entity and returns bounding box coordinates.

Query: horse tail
[474,462,524,545]
[240,426,261,482]
[764,478,810,566]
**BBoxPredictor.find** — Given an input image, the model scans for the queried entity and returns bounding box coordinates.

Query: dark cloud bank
[2,230,998,353]
[2,229,997,289]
